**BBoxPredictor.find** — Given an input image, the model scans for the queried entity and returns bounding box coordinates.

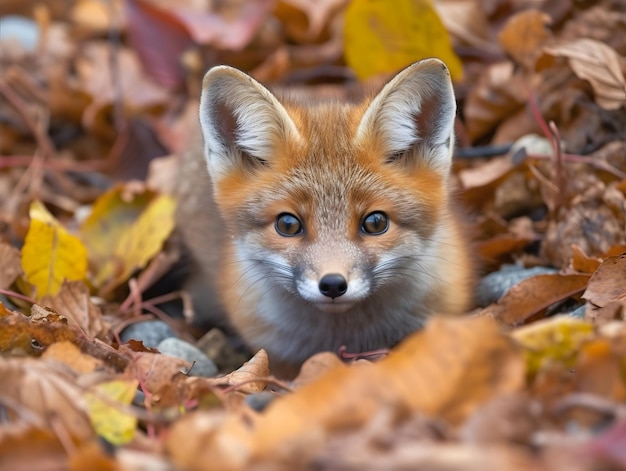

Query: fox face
[197,60,471,367]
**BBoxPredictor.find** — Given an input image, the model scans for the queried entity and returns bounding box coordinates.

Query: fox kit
[177,59,473,375]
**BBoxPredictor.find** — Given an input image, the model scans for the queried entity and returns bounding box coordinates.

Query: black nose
[318,273,348,299]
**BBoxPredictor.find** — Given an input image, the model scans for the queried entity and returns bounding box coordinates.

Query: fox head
[198,60,458,317]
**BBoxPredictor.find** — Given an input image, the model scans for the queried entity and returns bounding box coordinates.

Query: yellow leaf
[85,380,139,445]
[21,201,88,299]
[512,315,595,378]
[344,0,462,81]
[80,184,176,293]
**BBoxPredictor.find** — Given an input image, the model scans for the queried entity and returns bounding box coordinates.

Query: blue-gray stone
[157,337,218,378]
[245,391,277,412]
[120,320,176,349]
[476,265,558,307]
[568,304,587,319]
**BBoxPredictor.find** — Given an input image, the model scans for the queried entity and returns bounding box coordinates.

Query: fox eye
[361,211,389,235]
[275,213,303,237]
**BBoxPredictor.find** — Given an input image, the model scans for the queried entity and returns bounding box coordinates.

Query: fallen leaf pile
[0,0,625,469]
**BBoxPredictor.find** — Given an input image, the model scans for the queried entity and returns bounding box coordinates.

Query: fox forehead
[214,99,445,235]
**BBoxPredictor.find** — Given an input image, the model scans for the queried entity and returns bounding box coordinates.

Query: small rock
[476,265,558,307]
[245,391,277,412]
[157,337,218,377]
[568,304,587,319]
[120,320,176,349]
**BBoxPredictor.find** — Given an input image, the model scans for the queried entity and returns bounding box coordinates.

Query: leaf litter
[0,0,625,469]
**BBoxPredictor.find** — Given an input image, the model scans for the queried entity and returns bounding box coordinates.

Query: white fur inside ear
[355,59,456,173]
[199,66,300,179]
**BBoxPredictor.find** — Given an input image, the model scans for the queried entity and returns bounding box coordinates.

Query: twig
[527,152,626,180]
[549,120,566,211]
[0,77,55,159]
[0,154,107,172]
[0,288,37,305]
[107,0,126,132]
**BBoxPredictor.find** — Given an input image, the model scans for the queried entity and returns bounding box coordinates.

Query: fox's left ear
[356,59,456,175]
[199,66,300,180]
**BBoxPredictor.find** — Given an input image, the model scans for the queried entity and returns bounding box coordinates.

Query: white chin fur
[312,302,355,314]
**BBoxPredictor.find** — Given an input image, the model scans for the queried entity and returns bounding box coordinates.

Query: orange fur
[177,59,474,377]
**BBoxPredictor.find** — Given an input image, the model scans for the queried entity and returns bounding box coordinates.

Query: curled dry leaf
[482,273,591,326]
[125,350,190,410]
[275,0,349,42]
[463,62,526,142]
[0,303,80,357]
[539,38,626,110]
[209,348,270,394]
[574,335,626,401]
[571,244,603,274]
[42,341,102,375]
[0,427,70,471]
[75,42,170,125]
[435,0,495,52]
[0,357,93,441]
[0,242,22,290]
[582,254,626,309]
[292,351,345,389]
[167,316,525,470]
[542,183,626,268]
[46,281,106,340]
[498,9,552,71]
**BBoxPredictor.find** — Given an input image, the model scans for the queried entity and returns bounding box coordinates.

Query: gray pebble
[568,304,587,319]
[157,337,218,377]
[120,320,176,348]
[476,265,558,307]
[245,391,277,412]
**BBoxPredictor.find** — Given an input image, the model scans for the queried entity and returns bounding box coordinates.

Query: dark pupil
[364,212,387,233]
[277,214,300,235]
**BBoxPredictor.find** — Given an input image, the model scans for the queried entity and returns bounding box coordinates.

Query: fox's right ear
[355,59,456,176]
[199,66,300,179]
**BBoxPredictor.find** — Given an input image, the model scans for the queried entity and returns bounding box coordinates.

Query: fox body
[177,59,473,375]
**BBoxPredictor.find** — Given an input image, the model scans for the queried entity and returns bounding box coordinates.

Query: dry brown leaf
[275,0,348,42]
[75,42,170,127]
[0,303,80,357]
[125,350,190,409]
[167,316,524,470]
[571,244,603,274]
[540,39,626,110]
[478,234,532,265]
[0,357,93,441]
[436,0,495,52]
[210,349,270,394]
[463,62,526,142]
[498,9,552,70]
[582,254,626,309]
[0,242,22,290]
[45,281,106,340]
[483,273,591,326]
[575,337,626,401]
[459,155,524,210]
[459,393,538,445]
[0,426,70,471]
[42,340,102,374]
[542,182,626,268]
[292,351,345,389]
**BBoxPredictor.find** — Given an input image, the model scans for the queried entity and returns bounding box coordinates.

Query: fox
[176,59,474,377]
